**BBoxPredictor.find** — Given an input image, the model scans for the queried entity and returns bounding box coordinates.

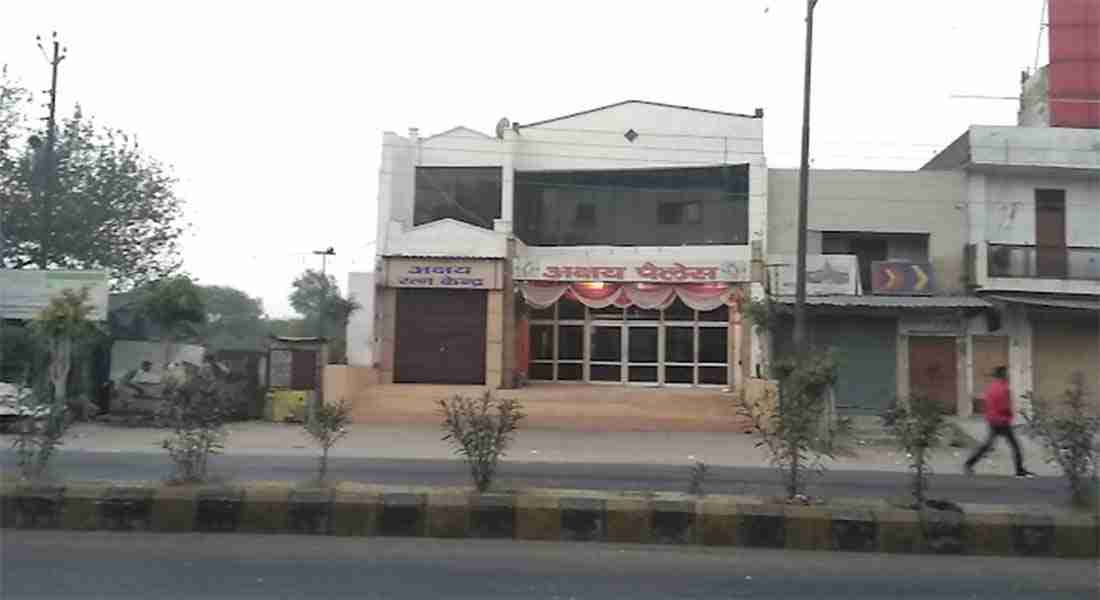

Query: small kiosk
[265,336,328,422]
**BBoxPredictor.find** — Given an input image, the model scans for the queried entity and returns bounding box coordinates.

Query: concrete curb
[2,480,1096,558]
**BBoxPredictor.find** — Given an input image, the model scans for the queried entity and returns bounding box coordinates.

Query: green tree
[141,275,206,366]
[1,70,185,290]
[31,287,101,407]
[288,269,359,363]
[196,285,268,352]
[0,66,32,204]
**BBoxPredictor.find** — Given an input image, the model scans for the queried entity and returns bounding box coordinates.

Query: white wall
[982,174,1100,246]
[768,169,969,293]
[346,271,377,367]
[376,101,767,260]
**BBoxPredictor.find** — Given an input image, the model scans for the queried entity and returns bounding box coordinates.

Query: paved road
[0,449,1068,505]
[2,531,1094,599]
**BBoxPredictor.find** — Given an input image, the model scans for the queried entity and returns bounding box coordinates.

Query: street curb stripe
[1,481,1096,558]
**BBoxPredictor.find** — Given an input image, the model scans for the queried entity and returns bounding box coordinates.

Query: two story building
[766,169,991,417]
[348,100,769,393]
[923,125,1100,411]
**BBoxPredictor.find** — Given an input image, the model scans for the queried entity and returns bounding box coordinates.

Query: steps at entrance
[349,383,752,433]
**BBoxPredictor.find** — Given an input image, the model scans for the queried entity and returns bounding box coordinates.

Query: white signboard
[0,270,110,320]
[767,255,860,296]
[385,258,502,290]
[512,257,750,283]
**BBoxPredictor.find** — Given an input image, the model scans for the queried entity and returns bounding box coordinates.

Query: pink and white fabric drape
[520,282,740,312]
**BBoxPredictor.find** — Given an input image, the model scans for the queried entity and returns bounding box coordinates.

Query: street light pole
[793,0,820,354]
[312,247,335,414]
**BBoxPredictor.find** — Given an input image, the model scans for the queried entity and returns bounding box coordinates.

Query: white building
[923,125,1100,410]
[349,100,768,391]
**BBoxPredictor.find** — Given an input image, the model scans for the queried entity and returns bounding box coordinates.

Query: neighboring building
[1018,0,1100,129]
[766,169,990,417]
[349,100,768,390]
[923,125,1100,412]
[924,0,1100,413]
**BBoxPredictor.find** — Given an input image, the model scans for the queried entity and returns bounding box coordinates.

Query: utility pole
[34,32,67,270]
[793,0,819,353]
[312,247,335,413]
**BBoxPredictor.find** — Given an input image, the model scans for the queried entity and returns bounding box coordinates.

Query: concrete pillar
[500,252,518,389]
[730,305,742,391]
[897,332,910,402]
[1008,304,1034,416]
[485,289,505,388]
[954,328,972,416]
[968,173,989,287]
[749,282,767,377]
[495,132,515,234]
[379,287,397,384]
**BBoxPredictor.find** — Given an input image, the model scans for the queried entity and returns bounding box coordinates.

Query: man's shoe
[1015,470,1036,478]
[964,463,975,476]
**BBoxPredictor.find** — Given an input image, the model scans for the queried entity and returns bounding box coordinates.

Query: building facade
[766,169,990,417]
[349,101,769,391]
[924,125,1100,412]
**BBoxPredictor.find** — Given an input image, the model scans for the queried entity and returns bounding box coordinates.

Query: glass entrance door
[589,325,622,382]
[627,326,659,384]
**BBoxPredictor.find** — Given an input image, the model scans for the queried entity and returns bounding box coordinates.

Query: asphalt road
[0,449,1070,505]
[2,531,1095,599]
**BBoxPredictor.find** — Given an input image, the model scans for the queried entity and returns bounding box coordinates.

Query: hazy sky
[2,0,1046,317]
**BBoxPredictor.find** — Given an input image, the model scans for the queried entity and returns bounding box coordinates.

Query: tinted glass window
[414,167,501,229]
[515,165,749,246]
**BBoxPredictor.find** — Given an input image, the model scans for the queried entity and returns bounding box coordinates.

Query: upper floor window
[822,232,930,293]
[413,167,502,229]
[514,165,749,246]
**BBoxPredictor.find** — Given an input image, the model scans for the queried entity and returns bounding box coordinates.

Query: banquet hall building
[347,100,769,390]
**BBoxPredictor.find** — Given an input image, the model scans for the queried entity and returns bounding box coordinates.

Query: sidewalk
[54,420,1062,476]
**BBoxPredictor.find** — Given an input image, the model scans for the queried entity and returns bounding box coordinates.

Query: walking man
[965,366,1034,477]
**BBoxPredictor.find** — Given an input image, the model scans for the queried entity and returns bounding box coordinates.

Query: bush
[687,460,709,496]
[9,385,69,481]
[882,394,948,508]
[438,392,525,493]
[737,351,840,500]
[158,364,227,483]
[303,399,352,482]
[1024,373,1100,508]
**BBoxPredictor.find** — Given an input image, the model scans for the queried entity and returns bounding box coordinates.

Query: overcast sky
[2,0,1046,317]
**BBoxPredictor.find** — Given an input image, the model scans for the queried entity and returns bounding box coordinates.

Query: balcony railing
[987,243,1100,281]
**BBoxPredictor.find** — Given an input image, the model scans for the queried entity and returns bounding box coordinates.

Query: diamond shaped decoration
[624,128,638,143]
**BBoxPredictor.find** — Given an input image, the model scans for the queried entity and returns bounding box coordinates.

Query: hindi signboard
[767,255,860,296]
[512,257,750,283]
[0,270,110,320]
[385,258,502,290]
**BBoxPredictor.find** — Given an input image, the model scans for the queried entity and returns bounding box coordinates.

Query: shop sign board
[0,269,110,320]
[512,257,749,283]
[386,258,502,289]
[872,261,935,296]
[767,255,860,296]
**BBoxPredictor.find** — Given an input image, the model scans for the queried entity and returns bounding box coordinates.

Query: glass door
[588,324,623,383]
[626,326,659,384]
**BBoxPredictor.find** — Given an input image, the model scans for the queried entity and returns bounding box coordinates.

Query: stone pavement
[53,420,1062,477]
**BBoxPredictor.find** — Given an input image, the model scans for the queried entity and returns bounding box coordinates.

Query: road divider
[2,479,1096,558]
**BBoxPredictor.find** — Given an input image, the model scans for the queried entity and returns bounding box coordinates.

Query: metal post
[311,247,335,417]
[793,0,819,354]
[36,33,66,270]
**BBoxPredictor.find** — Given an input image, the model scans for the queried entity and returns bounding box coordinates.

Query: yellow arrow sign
[913,265,929,291]
[884,267,899,289]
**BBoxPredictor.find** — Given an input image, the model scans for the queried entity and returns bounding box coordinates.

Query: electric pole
[793,0,819,353]
[34,32,67,270]
[312,247,335,412]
